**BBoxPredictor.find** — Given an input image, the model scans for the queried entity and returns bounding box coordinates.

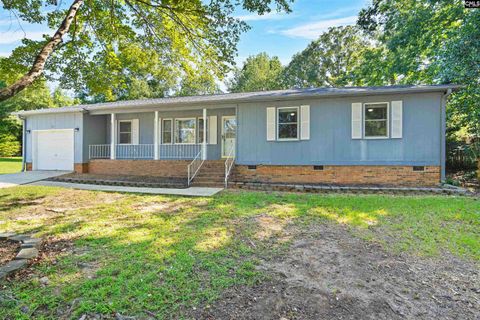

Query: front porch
[83,106,237,186]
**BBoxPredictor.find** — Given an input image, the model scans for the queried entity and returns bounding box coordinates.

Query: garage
[33,129,74,171]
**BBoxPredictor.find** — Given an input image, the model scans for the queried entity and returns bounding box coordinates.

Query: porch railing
[89,144,111,159]
[89,144,202,160]
[187,150,204,186]
[224,146,235,188]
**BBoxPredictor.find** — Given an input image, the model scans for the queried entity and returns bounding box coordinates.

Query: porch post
[202,108,207,160]
[154,111,159,160]
[110,113,116,160]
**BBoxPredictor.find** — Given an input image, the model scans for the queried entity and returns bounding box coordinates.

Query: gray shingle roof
[15,84,461,116]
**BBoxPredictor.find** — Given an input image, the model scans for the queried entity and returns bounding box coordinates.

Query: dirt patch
[193,222,480,319]
[0,239,20,266]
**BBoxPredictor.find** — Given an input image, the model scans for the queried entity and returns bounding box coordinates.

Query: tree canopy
[0,0,294,102]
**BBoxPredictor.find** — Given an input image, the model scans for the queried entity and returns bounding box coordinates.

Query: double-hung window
[277,107,299,140]
[162,119,172,144]
[175,118,196,144]
[364,103,389,138]
[118,120,132,144]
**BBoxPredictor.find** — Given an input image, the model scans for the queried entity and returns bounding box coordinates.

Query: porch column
[154,111,159,160]
[202,108,207,160]
[110,113,116,160]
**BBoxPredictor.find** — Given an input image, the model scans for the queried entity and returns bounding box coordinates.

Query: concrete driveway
[0,171,71,189]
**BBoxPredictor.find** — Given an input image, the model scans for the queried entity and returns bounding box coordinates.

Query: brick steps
[191,161,226,187]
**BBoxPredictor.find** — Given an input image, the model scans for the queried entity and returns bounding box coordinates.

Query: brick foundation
[74,163,89,174]
[232,165,441,187]
[26,163,32,171]
[88,159,192,178]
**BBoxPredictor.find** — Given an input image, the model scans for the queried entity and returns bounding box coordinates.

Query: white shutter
[208,115,217,144]
[132,119,139,145]
[300,105,310,140]
[351,102,362,139]
[391,100,403,139]
[266,107,276,141]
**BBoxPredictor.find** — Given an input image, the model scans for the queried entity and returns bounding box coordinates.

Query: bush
[0,134,21,157]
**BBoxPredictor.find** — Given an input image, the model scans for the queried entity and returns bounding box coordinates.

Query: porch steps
[191,160,226,187]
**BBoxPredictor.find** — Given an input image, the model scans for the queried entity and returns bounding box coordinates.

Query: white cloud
[0,30,49,44]
[235,11,288,22]
[0,51,12,57]
[279,15,357,39]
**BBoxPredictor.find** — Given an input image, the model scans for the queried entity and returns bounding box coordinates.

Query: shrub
[0,134,21,157]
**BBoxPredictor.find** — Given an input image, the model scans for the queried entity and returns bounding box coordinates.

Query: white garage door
[33,130,74,171]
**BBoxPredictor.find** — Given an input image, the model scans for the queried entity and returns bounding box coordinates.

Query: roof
[14,84,461,116]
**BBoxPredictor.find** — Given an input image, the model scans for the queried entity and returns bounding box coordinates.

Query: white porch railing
[89,144,111,159]
[89,144,203,160]
[159,144,201,159]
[187,150,204,186]
[224,146,235,188]
[116,144,154,159]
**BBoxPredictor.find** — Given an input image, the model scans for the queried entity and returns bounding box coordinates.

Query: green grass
[0,187,478,319]
[0,157,22,174]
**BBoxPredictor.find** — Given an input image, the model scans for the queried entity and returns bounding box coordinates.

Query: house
[15,84,459,187]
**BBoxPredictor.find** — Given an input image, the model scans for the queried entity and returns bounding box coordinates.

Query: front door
[222,116,236,158]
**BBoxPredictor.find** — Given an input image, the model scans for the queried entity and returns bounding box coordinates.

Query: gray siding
[236,92,442,166]
[25,112,83,163]
[83,114,108,162]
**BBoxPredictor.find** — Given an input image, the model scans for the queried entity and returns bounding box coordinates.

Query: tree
[0,0,293,102]
[281,26,371,88]
[228,52,285,92]
[357,0,479,136]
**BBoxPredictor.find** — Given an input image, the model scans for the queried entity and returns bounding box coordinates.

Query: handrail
[187,150,204,187]
[224,146,235,188]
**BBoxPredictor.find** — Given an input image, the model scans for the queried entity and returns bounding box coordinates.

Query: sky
[0,0,368,86]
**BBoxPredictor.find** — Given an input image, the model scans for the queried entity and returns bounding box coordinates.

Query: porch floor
[29,180,223,197]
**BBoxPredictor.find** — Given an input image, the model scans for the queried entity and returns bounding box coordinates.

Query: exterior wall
[233,165,441,187]
[104,108,235,160]
[236,92,443,167]
[24,112,84,164]
[88,159,191,178]
[83,114,107,163]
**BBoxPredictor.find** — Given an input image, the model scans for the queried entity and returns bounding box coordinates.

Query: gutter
[440,88,453,182]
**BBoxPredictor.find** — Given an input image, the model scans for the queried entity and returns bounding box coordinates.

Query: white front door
[222,116,236,158]
[33,129,74,171]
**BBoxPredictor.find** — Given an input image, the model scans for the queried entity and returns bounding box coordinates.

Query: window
[162,119,172,144]
[364,103,389,138]
[277,107,299,140]
[175,118,196,144]
[198,118,208,144]
[118,120,132,144]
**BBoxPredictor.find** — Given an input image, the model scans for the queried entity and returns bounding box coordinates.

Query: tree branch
[0,0,84,102]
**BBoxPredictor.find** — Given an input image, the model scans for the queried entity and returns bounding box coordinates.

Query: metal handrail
[224,146,235,188]
[187,150,204,186]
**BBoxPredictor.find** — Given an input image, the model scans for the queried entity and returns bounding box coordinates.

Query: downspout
[19,116,26,172]
[440,88,452,183]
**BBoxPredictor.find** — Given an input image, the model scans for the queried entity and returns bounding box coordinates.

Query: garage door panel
[34,130,74,171]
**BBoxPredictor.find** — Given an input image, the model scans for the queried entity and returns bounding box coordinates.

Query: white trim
[161,118,173,144]
[266,107,276,141]
[117,120,134,144]
[154,111,159,159]
[300,105,310,140]
[391,100,403,139]
[277,106,300,141]
[363,102,390,139]
[32,129,74,171]
[221,116,236,158]
[174,117,196,145]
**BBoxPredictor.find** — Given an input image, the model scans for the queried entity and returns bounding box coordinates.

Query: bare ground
[0,239,20,266]
[193,222,480,320]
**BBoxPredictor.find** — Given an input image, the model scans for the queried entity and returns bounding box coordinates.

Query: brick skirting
[26,163,88,174]
[232,165,441,187]
[88,159,192,178]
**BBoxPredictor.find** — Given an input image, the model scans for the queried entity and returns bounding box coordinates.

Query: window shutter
[391,100,403,139]
[300,105,310,140]
[208,115,217,144]
[132,119,140,145]
[266,107,276,141]
[351,103,362,139]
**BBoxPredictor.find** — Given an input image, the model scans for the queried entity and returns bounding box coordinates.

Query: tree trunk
[0,0,84,102]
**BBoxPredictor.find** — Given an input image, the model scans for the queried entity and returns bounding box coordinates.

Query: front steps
[191,160,226,187]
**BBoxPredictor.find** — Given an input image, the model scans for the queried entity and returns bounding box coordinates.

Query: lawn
[0,157,22,174]
[0,187,478,319]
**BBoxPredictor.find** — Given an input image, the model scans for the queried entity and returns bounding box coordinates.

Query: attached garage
[32,129,74,171]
